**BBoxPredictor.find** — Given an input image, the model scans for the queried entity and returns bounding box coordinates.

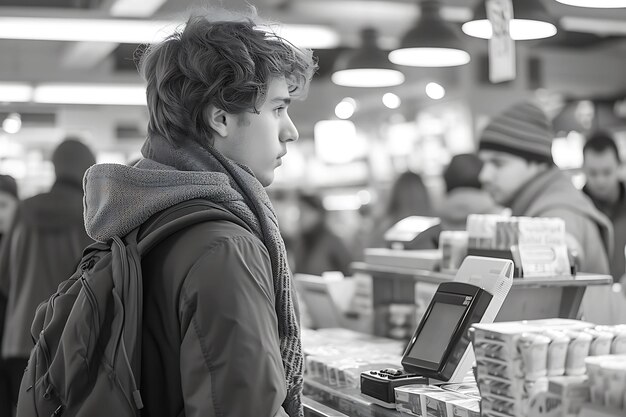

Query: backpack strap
[136,199,250,256]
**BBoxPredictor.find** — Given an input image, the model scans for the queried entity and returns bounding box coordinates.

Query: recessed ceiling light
[34,84,147,106]
[0,17,339,49]
[0,83,33,103]
[425,82,445,100]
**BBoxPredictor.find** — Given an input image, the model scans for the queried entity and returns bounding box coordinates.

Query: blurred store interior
[0,0,625,252]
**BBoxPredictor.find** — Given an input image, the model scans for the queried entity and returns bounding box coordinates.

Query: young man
[583,131,626,282]
[0,140,95,413]
[478,101,612,276]
[82,12,316,417]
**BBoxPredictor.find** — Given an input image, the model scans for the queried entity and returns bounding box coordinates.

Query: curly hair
[138,9,317,146]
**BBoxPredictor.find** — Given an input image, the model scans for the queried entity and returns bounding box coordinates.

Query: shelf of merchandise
[351,262,613,337]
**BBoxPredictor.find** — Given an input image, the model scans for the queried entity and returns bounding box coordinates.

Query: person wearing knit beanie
[477,101,556,206]
[477,100,615,309]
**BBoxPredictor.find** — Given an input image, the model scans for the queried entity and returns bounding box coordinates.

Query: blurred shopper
[440,153,500,231]
[478,101,612,275]
[407,154,501,249]
[367,171,433,248]
[582,131,626,282]
[0,175,18,243]
[0,175,18,417]
[294,193,353,276]
[81,10,315,417]
[0,139,94,412]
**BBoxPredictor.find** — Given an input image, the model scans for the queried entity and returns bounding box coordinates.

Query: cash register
[360,257,513,408]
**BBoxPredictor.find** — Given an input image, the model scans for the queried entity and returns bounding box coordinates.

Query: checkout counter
[299,256,621,417]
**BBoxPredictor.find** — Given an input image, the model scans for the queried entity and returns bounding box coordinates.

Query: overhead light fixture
[33,84,147,106]
[270,24,340,49]
[335,98,357,119]
[462,0,557,40]
[0,17,176,44]
[555,0,626,7]
[110,0,168,17]
[332,28,405,88]
[0,83,33,103]
[425,82,445,100]
[0,17,338,49]
[389,0,470,67]
[382,93,402,109]
[2,113,22,134]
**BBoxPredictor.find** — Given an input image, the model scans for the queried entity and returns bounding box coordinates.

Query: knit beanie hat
[478,101,554,164]
[52,138,96,184]
[0,174,18,198]
[443,153,483,192]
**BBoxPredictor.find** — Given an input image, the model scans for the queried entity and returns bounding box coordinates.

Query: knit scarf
[141,135,303,417]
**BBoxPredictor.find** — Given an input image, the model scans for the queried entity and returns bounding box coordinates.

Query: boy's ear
[206,105,228,138]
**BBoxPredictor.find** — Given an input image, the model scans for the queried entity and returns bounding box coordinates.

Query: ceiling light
[0,83,33,103]
[0,17,176,44]
[110,0,167,17]
[555,0,626,7]
[272,24,340,49]
[332,28,405,87]
[335,100,356,119]
[389,0,470,67]
[0,17,339,49]
[462,0,557,40]
[425,82,445,100]
[382,93,402,109]
[34,84,147,106]
[314,120,367,164]
[2,113,22,134]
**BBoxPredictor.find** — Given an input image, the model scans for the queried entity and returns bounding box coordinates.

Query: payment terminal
[360,282,493,406]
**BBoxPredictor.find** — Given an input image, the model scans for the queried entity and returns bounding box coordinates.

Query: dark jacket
[0,180,92,358]
[509,168,613,275]
[584,182,626,282]
[83,161,290,417]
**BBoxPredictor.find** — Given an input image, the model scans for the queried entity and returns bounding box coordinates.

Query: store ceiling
[0,0,625,137]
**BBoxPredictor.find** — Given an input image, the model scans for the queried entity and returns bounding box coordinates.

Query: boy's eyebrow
[271,97,291,105]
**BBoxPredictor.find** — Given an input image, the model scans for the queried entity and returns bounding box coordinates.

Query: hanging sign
[487,0,516,83]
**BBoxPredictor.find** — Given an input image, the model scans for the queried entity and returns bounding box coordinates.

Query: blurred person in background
[582,131,626,283]
[294,193,353,277]
[366,171,433,248]
[0,174,18,417]
[81,10,316,417]
[0,139,95,413]
[478,101,612,275]
[478,101,617,324]
[406,153,501,249]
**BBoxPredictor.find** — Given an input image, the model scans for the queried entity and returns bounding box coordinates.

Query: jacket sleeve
[541,207,611,275]
[178,235,289,417]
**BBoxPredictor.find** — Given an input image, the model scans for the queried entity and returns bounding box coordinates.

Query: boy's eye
[275,107,286,115]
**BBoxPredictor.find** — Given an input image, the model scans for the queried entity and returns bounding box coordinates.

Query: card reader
[360,368,428,406]
[360,281,493,407]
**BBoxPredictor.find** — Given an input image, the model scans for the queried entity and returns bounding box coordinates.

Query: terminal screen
[406,301,467,364]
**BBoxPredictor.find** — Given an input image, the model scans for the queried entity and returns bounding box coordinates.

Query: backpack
[16,200,247,417]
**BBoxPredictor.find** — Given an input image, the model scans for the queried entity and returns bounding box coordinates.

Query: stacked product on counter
[585,354,626,411]
[301,328,404,389]
[471,319,626,417]
[466,215,571,277]
[395,378,481,417]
